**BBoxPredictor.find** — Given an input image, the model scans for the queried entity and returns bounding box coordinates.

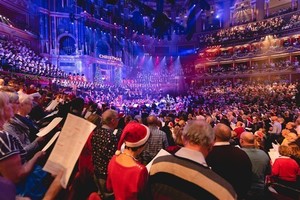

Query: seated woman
[3,92,44,159]
[0,91,65,199]
[0,91,46,194]
[107,122,150,200]
[271,145,300,188]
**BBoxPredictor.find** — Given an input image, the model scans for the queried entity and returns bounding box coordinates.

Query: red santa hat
[115,122,150,155]
[254,131,264,139]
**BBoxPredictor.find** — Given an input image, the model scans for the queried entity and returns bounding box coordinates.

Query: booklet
[45,99,59,112]
[42,131,60,152]
[43,114,96,188]
[146,149,170,172]
[37,117,63,137]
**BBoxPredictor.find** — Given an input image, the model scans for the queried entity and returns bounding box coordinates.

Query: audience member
[91,109,119,200]
[149,120,237,199]
[271,145,300,188]
[206,123,252,199]
[4,93,44,159]
[240,132,271,200]
[107,122,150,200]
[140,115,169,165]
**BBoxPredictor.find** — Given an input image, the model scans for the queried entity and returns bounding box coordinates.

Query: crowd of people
[198,11,300,46]
[0,5,300,199]
[195,59,299,76]
[0,72,300,199]
[0,39,67,79]
[201,35,300,60]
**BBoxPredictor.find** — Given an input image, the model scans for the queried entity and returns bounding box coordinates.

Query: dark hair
[125,142,147,152]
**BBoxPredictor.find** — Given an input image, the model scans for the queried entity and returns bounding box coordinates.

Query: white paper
[146,149,170,172]
[45,100,59,112]
[42,131,60,152]
[43,110,58,119]
[37,117,63,137]
[268,150,280,165]
[43,114,96,188]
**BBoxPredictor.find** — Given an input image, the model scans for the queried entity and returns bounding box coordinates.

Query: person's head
[214,123,232,142]
[182,120,215,157]
[289,143,300,158]
[286,122,296,130]
[240,132,255,147]
[0,78,5,86]
[173,126,184,146]
[101,109,119,129]
[18,93,33,116]
[87,113,101,128]
[0,92,13,127]
[281,129,290,138]
[236,121,243,127]
[278,145,292,157]
[70,97,84,116]
[147,115,158,126]
[0,86,19,114]
[271,116,278,123]
[116,122,150,155]
[178,119,186,127]
[286,131,298,143]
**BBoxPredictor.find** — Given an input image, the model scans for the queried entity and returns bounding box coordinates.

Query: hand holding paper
[43,114,96,188]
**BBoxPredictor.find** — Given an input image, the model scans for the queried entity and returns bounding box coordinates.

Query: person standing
[140,115,168,165]
[206,123,252,200]
[107,122,150,200]
[91,109,119,200]
[240,132,271,200]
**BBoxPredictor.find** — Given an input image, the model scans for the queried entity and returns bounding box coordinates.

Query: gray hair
[18,93,33,105]
[0,86,19,103]
[182,120,215,148]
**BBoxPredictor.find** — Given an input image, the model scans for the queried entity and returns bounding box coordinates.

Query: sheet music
[37,117,63,137]
[45,99,59,112]
[146,149,170,172]
[43,114,96,188]
[42,131,60,152]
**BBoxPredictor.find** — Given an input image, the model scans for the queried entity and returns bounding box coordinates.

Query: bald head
[214,123,232,142]
[102,109,118,127]
[240,132,255,147]
[147,115,157,126]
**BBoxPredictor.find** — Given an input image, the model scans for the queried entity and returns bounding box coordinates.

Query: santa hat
[254,131,264,139]
[168,122,174,128]
[115,122,150,155]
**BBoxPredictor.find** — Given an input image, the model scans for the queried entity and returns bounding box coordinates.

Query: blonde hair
[0,92,9,124]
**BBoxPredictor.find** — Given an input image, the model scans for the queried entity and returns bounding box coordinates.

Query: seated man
[149,120,237,200]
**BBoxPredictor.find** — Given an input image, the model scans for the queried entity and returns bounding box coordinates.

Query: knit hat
[115,122,150,155]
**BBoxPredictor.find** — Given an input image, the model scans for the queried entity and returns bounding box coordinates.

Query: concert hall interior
[1,0,300,199]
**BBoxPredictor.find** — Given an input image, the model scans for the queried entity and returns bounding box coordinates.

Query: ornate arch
[57,33,76,55]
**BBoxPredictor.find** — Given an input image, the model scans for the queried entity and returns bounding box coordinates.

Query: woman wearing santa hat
[106,122,150,200]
